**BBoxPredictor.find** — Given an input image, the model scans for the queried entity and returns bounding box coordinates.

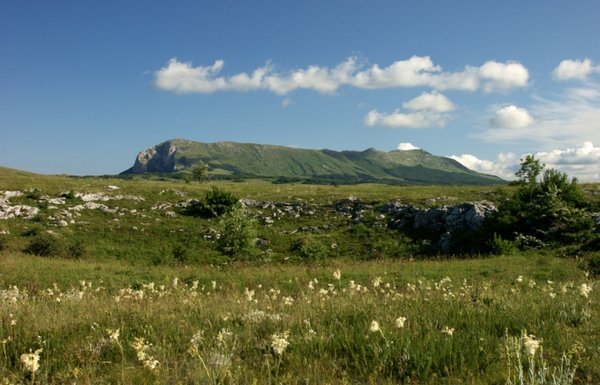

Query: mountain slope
[122,138,504,185]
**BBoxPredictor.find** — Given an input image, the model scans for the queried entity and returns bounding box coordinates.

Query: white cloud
[478,61,530,92]
[475,83,600,147]
[490,105,534,129]
[397,142,420,151]
[552,59,598,81]
[450,142,600,182]
[403,91,455,112]
[365,92,454,128]
[449,152,518,180]
[154,56,530,95]
[365,110,450,129]
[281,98,294,107]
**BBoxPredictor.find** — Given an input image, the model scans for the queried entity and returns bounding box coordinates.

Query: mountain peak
[122,139,504,185]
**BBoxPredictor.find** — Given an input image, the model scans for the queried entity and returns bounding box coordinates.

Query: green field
[0,167,598,384]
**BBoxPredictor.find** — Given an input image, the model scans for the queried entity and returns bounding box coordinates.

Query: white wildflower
[20,349,42,373]
[372,277,382,288]
[107,328,120,342]
[271,331,290,355]
[369,320,381,333]
[441,326,454,336]
[333,269,341,281]
[395,316,407,329]
[522,334,542,356]
[579,283,592,298]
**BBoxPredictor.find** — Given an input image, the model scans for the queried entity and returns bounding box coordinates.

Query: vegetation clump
[215,206,257,257]
[184,186,240,218]
[492,155,593,248]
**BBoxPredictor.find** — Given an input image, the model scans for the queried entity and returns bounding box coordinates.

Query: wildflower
[522,334,542,356]
[372,277,382,288]
[271,331,290,355]
[131,337,159,371]
[244,288,255,302]
[282,296,294,306]
[333,269,341,281]
[107,328,120,342]
[190,330,204,347]
[516,275,523,283]
[395,316,407,329]
[369,320,381,333]
[579,283,592,298]
[441,326,454,336]
[211,280,217,290]
[20,349,43,373]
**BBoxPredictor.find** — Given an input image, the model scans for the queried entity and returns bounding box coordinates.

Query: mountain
[121,138,504,185]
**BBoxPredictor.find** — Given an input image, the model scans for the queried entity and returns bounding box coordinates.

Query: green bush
[491,156,593,247]
[488,233,516,255]
[24,233,64,257]
[291,237,328,260]
[66,238,86,259]
[184,186,239,218]
[588,254,600,277]
[0,236,7,251]
[215,207,257,257]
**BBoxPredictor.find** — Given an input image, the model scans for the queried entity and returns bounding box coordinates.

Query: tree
[191,162,209,183]
[515,155,543,185]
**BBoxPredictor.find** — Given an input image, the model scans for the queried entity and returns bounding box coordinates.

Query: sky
[2,0,600,180]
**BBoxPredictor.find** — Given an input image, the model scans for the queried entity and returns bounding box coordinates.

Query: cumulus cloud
[397,142,420,151]
[403,91,455,112]
[535,141,600,181]
[478,61,530,92]
[490,105,534,129]
[450,152,518,180]
[154,56,530,95]
[552,59,598,81]
[450,142,600,182]
[475,82,600,147]
[281,98,294,107]
[365,92,454,128]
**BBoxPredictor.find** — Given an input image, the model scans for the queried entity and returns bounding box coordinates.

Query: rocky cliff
[124,140,179,174]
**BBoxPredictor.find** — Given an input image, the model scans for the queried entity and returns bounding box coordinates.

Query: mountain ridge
[122,138,504,185]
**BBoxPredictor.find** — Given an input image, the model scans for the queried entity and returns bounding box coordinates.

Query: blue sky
[2,1,600,180]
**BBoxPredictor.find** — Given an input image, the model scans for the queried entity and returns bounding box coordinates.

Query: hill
[121,138,504,185]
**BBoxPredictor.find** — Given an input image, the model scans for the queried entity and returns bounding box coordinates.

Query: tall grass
[0,254,597,384]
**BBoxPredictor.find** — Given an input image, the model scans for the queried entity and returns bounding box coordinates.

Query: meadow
[0,167,598,384]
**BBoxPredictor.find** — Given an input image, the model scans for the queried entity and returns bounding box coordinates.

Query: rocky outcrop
[0,191,39,220]
[380,201,497,252]
[122,141,178,174]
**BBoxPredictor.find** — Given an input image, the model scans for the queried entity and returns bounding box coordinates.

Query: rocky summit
[122,139,504,185]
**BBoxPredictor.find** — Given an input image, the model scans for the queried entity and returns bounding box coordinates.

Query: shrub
[24,233,63,257]
[25,188,42,200]
[588,254,600,277]
[491,156,593,247]
[215,207,257,257]
[0,236,7,251]
[184,187,239,218]
[66,238,86,259]
[291,237,328,260]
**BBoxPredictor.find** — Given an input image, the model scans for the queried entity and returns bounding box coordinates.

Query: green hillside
[122,139,504,185]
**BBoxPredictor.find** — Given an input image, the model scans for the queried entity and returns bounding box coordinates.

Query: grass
[0,167,599,383]
[0,253,598,384]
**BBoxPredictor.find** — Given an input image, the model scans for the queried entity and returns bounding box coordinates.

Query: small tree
[216,207,257,257]
[191,162,209,183]
[515,155,544,185]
